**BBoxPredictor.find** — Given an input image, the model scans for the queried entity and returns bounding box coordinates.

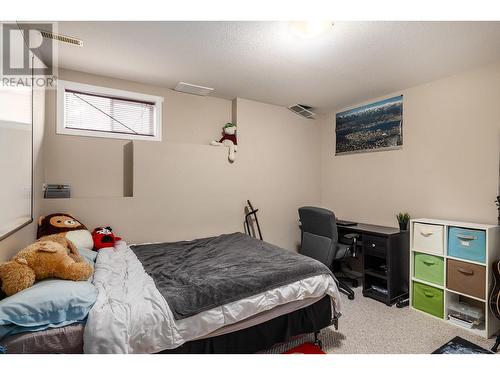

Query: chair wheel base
[491,335,500,353]
[337,279,355,300]
[313,331,323,349]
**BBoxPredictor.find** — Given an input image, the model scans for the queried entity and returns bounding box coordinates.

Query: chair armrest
[343,233,360,239]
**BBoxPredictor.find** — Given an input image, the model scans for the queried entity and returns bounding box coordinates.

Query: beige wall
[41,70,321,250]
[0,86,46,261]
[4,61,500,260]
[320,62,500,227]
[0,127,31,229]
[44,69,232,198]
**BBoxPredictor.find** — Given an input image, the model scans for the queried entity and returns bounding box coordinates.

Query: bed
[1,232,341,354]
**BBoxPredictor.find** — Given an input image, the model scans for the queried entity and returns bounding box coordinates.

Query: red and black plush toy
[91,227,122,250]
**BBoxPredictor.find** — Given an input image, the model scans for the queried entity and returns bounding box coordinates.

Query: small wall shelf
[409,218,500,338]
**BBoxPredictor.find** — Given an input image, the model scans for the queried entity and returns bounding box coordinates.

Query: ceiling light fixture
[288,21,334,39]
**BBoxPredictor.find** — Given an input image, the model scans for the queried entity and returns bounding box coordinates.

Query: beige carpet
[267,287,497,354]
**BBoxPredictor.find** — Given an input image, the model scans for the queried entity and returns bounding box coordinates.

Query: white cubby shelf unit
[409,218,500,338]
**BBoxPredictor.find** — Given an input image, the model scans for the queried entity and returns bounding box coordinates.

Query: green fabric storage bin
[414,252,444,286]
[412,282,444,318]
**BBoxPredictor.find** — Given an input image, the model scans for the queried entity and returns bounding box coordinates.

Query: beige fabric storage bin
[413,223,444,255]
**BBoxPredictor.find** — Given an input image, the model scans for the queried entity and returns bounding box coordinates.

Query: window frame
[57,80,163,141]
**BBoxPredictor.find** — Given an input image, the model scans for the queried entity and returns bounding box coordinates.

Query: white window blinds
[64,90,156,136]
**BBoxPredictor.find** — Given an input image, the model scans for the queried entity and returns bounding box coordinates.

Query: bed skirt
[158,295,333,354]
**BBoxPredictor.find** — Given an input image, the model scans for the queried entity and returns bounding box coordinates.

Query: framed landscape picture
[335,95,403,155]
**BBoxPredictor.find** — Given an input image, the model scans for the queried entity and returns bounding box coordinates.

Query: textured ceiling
[56,21,500,112]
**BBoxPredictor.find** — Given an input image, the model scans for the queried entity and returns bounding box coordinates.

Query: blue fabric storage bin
[447,227,486,263]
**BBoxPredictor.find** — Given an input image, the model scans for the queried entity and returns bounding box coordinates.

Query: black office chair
[298,206,359,300]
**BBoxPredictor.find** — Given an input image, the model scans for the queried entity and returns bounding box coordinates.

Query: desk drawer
[414,252,444,286]
[412,223,444,255]
[447,259,486,299]
[363,235,387,257]
[448,227,486,263]
[412,282,444,318]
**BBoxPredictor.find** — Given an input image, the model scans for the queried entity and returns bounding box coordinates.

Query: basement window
[57,80,163,141]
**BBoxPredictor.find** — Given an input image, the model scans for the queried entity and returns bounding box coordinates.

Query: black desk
[338,221,409,305]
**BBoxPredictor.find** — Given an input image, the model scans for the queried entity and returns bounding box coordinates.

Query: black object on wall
[245,200,263,240]
[496,196,500,225]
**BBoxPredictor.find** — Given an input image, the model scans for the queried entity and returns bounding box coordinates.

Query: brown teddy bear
[37,213,94,250]
[0,239,93,297]
[37,234,83,263]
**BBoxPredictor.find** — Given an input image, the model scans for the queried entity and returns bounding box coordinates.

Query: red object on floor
[284,343,326,354]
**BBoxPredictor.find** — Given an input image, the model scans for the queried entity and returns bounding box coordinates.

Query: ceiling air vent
[174,82,214,96]
[288,104,316,119]
[39,30,83,47]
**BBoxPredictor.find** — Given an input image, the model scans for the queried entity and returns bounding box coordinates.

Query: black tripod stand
[245,200,263,240]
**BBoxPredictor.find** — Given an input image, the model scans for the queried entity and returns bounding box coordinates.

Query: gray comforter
[131,232,332,320]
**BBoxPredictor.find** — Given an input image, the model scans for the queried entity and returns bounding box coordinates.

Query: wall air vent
[174,82,214,96]
[39,30,83,47]
[288,104,316,119]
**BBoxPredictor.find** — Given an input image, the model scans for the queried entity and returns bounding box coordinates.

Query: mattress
[0,296,324,354]
[0,322,84,354]
[197,294,324,340]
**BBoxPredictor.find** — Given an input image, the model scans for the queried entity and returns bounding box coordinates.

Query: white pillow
[65,229,94,250]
